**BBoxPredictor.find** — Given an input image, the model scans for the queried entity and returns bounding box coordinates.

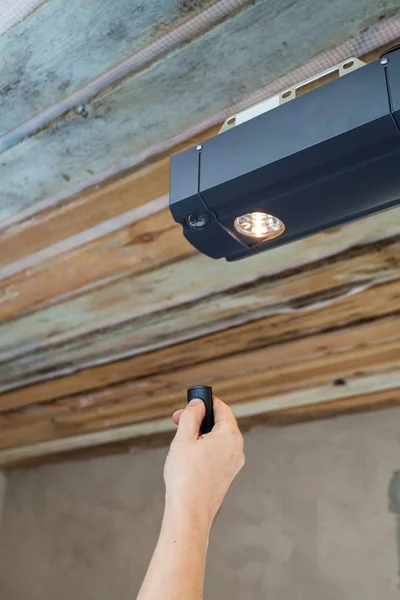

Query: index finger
[212,396,239,430]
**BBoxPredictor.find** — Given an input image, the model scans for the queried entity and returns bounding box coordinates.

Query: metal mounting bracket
[219,57,366,134]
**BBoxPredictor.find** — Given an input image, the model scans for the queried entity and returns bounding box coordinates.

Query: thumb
[175,399,206,440]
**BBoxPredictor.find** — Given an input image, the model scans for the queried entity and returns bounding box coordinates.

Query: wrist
[163,496,213,536]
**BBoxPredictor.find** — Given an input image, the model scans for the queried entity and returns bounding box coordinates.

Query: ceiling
[0,0,399,468]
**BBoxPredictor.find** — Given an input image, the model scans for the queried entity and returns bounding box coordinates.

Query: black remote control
[187,385,214,434]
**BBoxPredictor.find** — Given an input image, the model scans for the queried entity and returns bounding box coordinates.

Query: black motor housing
[170,48,400,261]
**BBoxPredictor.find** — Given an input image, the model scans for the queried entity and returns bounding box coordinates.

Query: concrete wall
[0,472,6,530]
[1,408,400,599]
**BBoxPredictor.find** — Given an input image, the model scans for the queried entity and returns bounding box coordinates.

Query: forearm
[137,506,211,600]
[137,397,244,598]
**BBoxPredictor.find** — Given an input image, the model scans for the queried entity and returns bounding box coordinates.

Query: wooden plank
[0,0,220,136]
[0,244,400,391]
[0,211,399,363]
[240,388,400,427]
[2,1,399,221]
[1,371,399,469]
[8,387,400,470]
[0,316,398,449]
[0,127,218,273]
[0,158,172,269]
[0,210,193,321]
[0,269,398,407]
[0,197,399,323]
[1,313,397,411]
[1,198,399,322]
[3,341,400,444]
[0,262,398,394]
[2,315,397,421]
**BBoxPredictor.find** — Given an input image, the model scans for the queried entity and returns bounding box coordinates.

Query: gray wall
[1,408,400,600]
[0,472,6,531]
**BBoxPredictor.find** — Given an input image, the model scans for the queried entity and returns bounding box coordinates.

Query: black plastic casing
[187,385,214,435]
[170,49,400,261]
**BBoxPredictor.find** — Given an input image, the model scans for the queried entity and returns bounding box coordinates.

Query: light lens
[234,212,285,239]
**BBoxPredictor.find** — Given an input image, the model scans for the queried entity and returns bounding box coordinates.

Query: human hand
[164,396,245,529]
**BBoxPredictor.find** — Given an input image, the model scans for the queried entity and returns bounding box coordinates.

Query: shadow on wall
[388,471,400,584]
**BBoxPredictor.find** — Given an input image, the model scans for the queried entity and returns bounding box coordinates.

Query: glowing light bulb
[234,212,285,240]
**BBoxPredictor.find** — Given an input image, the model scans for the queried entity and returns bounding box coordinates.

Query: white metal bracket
[219,57,366,134]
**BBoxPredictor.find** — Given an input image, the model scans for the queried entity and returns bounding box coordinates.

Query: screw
[187,213,208,229]
[381,57,389,66]
[76,103,89,118]
[196,144,202,151]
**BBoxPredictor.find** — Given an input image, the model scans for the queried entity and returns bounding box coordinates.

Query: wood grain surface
[0,0,221,134]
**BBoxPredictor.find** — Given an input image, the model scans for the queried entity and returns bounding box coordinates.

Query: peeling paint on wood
[0,267,399,394]
[1,0,399,221]
[0,0,219,135]
[0,313,397,410]
[0,206,399,324]
[1,314,398,415]
[1,351,399,449]
[0,155,175,269]
[0,222,398,368]
[0,126,217,270]
[0,209,192,321]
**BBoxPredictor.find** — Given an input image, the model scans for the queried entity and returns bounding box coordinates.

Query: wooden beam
[5,387,400,470]
[0,205,399,328]
[0,237,398,394]
[1,306,398,412]
[0,159,173,270]
[240,388,400,427]
[0,130,216,273]
[0,210,193,321]
[0,320,398,450]
[1,306,399,419]
[1,273,399,396]
[1,374,399,469]
[1,213,399,345]
[0,0,223,136]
